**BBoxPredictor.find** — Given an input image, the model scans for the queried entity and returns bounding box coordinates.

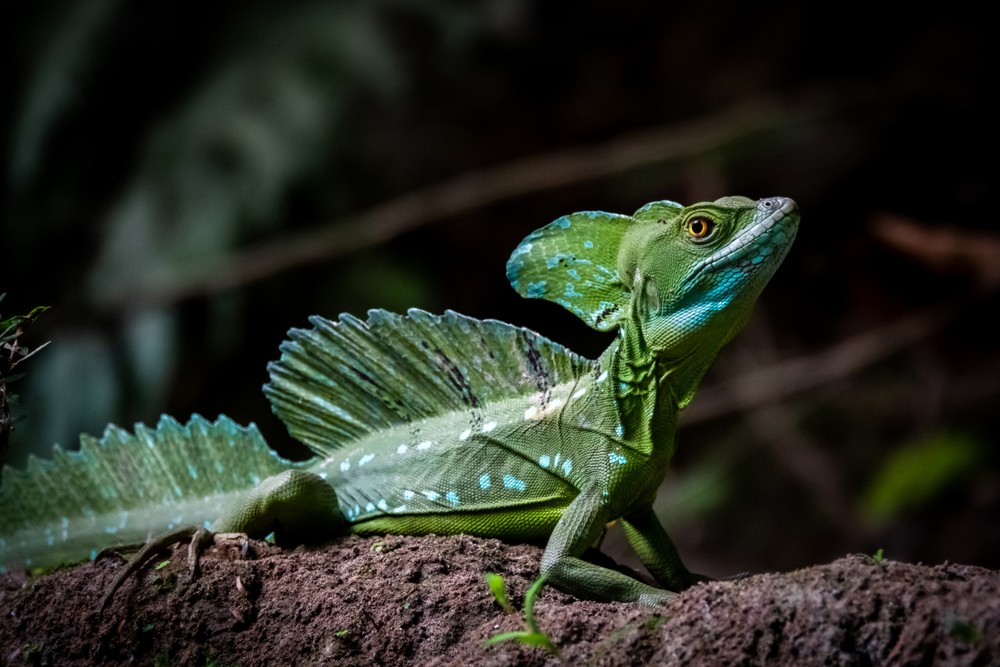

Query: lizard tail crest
[0,415,302,571]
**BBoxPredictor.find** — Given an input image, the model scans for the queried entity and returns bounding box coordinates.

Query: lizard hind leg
[213,469,347,546]
[99,470,344,611]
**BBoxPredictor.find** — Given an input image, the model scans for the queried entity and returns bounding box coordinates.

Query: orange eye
[687,217,715,239]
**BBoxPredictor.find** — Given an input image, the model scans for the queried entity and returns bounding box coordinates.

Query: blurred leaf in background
[862,433,984,526]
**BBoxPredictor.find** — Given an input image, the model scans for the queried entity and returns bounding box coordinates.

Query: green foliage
[484,574,561,659]
[946,616,985,644]
[485,572,513,613]
[862,434,983,525]
[0,295,49,458]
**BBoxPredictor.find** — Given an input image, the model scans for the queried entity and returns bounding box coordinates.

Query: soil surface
[1,534,997,666]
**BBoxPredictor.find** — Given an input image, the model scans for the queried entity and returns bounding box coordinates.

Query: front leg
[540,485,674,606]
[619,504,707,591]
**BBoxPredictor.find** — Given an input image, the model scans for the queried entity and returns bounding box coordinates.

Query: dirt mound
[2,534,996,666]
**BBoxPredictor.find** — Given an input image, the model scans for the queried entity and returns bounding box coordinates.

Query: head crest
[506,201,683,331]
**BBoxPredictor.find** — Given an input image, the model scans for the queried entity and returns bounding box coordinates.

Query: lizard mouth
[690,197,799,282]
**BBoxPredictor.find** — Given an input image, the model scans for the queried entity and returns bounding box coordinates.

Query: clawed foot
[97,527,250,612]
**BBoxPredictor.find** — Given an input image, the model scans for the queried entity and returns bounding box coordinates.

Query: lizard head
[508,195,798,405]
[620,196,799,356]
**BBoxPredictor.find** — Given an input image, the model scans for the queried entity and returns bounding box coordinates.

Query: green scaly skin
[0,195,798,611]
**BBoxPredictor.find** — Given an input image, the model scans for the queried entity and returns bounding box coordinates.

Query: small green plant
[484,574,560,658]
[485,572,513,613]
[946,615,985,644]
[0,294,49,457]
[870,548,885,567]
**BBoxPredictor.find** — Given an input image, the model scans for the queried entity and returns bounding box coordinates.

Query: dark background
[2,2,996,576]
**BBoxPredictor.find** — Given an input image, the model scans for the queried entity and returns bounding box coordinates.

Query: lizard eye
[686,217,716,241]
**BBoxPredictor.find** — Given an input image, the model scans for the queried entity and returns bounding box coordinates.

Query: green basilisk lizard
[0,195,798,609]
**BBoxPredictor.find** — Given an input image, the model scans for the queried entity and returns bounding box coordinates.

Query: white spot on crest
[539,455,551,468]
[377,499,389,511]
[446,491,460,504]
[572,387,587,400]
[403,490,415,500]
[562,459,573,476]
[319,472,328,480]
[483,421,498,432]
[340,460,351,472]
[391,505,407,513]
[459,428,472,441]
[416,440,434,451]
[365,502,376,512]
[524,405,539,420]
[397,444,409,455]
[597,371,609,383]
[422,490,440,501]
[359,453,375,466]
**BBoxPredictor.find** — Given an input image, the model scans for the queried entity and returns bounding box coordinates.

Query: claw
[98,526,213,612]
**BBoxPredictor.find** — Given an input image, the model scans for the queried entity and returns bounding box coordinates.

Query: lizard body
[0,195,799,606]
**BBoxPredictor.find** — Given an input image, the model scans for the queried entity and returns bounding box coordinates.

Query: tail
[0,414,304,571]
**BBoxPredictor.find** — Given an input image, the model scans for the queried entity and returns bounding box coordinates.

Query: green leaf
[486,572,513,613]
[862,434,982,525]
[485,630,557,651]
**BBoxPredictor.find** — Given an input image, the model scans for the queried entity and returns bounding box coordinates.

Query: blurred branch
[872,214,1000,288]
[684,303,961,426]
[99,92,845,311]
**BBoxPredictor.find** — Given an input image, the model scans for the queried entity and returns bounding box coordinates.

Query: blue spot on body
[615,423,624,438]
[479,474,491,489]
[556,216,571,229]
[565,283,583,298]
[503,474,527,492]
[446,491,460,504]
[526,281,548,297]
[567,268,581,280]
[365,502,376,512]
[511,242,533,257]
[561,459,573,476]
[188,464,198,480]
[609,452,628,465]
[583,240,594,249]
[539,455,551,469]
[635,200,682,214]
